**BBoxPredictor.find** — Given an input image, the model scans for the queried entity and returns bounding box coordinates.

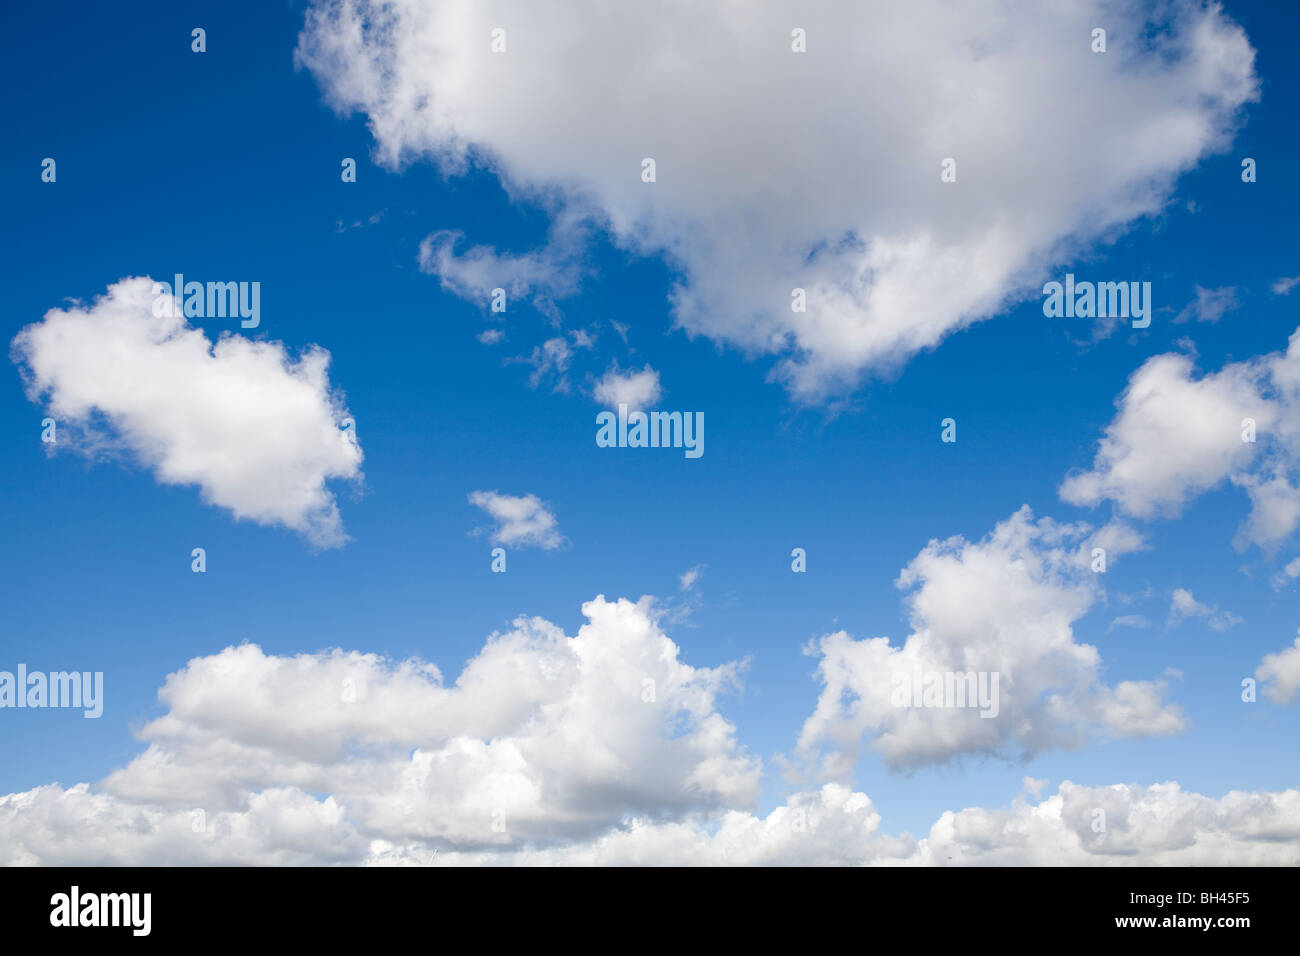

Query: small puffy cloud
[477,328,505,345]
[1061,325,1300,553]
[1086,520,1147,562]
[1060,352,1271,519]
[1173,285,1238,324]
[1022,777,1050,799]
[1166,588,1242,632]
[594,364,662,411]
[795,507,1183,775]
[10,277,362,548]
[297,0,1257,401]
[1271,276,1300,296]
[1256,632,1300,705]
[468,490,564,550]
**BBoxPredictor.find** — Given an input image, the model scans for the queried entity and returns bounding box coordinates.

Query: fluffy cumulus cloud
[10,777,1299,866]
[905,781,1300,866]
[296,0,1256,400]
[1062,326,1300,551]
[10,277,363,548]
[795,507,1182,775]
[468,489,564,549]
[1255,632,1300,705]
[593,364,662,411]
[2,596,1294,865]
[0,597,758,863]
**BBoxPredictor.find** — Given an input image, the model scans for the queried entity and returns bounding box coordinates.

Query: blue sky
[1,0,1297,863]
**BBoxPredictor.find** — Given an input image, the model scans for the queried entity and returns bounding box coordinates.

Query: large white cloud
[1061,326,1300,552]
[92,597,756,848]
[11,277,363,548]
[1,592,1294,864]
[6,773,1298,866]
[795,507,1182,775]
[296,0,1256,400]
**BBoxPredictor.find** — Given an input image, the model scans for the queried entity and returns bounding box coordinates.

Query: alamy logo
[1042,273,1151,328]
[151,274,260,328]
[0,665,102,718]
[891,670,1000,718]
[50,886,151,936]
[596,404,704,459]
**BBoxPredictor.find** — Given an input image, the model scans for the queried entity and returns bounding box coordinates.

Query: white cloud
[794,507,1183,776]
[594,364,662,411]
[1061,326,1300,551]
[296,0,1256,401]
[1270,557,1300,590]
[904,781,1300,866]
[1256,632,1300,705]
[0,784,366,866]
[1166,588,1242,632]
[0,595,1287,865]
[1172,284,1238,324]
[1272,276,1300,296]
[1060,352,1271,518]
[0,597,761,863]
[336,208,387,232]
[11,277,363,548]
[679,565,704,592]
[1232,470,1300,550]
[1022,777,1049,799]
[517,337,572,391]
[477,328,504,345]
[417,208,591,322]
[468,490,564,550]
[25,597,756,859]
[5,770,1297,865]
[1108,614,1152,633]
[1089,519,1147,559]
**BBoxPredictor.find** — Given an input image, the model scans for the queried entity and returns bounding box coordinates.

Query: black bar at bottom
[0,866,1284,942]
